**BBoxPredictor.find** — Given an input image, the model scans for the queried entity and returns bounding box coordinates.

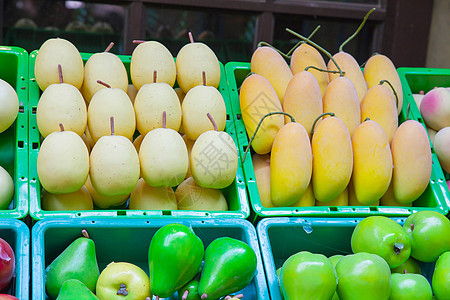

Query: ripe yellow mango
[283,71,323,136]
[348,180,380,206]
[352,120,393,205]
[271,122,312,206]
[360,84,398,144]
[290,43,329,97]
[322,76,360,136]
[391,120,432,204]
[251,46,293,104]
[252,153,272,208]
[239,74,284,154]
[380,181,412,207]
[290,183,315,207]
[364,54,403,115]
[328,52,368,103]
[316,188,348,206]
[312,117,353,202]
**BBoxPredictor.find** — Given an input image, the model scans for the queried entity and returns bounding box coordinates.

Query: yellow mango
[348,179,380,206]
[328,52,368,103]
[316,187,348,206]
[352,120,393,205]
[239,74,284,154]
[380,181,412,207]
[360,84,398,144]
[252,153,273,208]
[290,183,315,207]
[364,54,403,115]
[271,122,312,206]
[312,116,353,202]
[322,76,360,136]
[283,71,323,136]
[251,46,293,105]
[391,120,432,204]
[290,43,329,97]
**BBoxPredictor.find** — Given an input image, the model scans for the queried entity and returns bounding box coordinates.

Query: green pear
[176,33,220,93]
[198,237,257,299]
[351,216,411,268]
[96,262,151,300]
[41,186,93,211]
[89,117,139,198]
[37,125,89,194]
[45,231,99,299]
[84,175,129,209]
[130,41,176,90]
[36,65,87,138]
[0,78,19,133]
[81,45,128,103]
[175,177,228,211]
[139,112,188,187]
[336,253,391,300]
[149,223,204,298]
[34,38,84,91]
[0,166,14,210]
[391,257,422,274]
[128,178,177,210]
[280,251,337,300]
[389,273,432,300]
[56,279,99,300]
[181,83,226,141]
[134,74,181,135]
[432,251,450,300]
[87,83,136,143]
[190,114,238,189]
[403,211,450,263]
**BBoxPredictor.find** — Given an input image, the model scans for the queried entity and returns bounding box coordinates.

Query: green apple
[432,251,450,300]
[280,251,338,300]
[329,255,344,300]
[391,257,422,274]
[336,252,391,300]
[96,262,151,300]
[351,216,411,268]
[403,211,450,263]
[389,273,432,300]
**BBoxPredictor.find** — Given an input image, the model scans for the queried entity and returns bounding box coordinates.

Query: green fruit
[389,273,432,300]
[336,253,391,300]
[45,233,99,299]
[280,251,337,300]
[329,255,344,300]
[198,237,257,299]
[149,223,204,298]
[391,257,422,274]
[96,262,151,300]
[351,216,411,268]
[403,211,450,263]
[432,251,450,300]
[56,279,99,300]
[178,273,201,300]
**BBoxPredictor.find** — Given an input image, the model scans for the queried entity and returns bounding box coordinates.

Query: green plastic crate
[32,218,269,300]
[0,219,30,300]
[257,217,436,300]
[225,62,450,221]
[28,50,249,220]
[398,67,450,183]
[0,46,29,219]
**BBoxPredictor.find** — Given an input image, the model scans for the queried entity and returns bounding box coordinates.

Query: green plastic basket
[0,46,29,219]
[225,62,450,221]
[28,50,249,220]
[32,218,269,300]
[398,67,450,183]
[257,217,436,300]
[0,218,30,300]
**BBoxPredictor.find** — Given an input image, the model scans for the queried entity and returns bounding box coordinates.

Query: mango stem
[257,42,291,60]
[207,113,218,131]
[379,79,399,110]
[242,112,295,163]
[58,64,63,84]
[104,42,114,52]
[310,112,335,138]
[285,25,321,56]
[285,28,344,77]
[339,8,376,52]
[304,66,343,74]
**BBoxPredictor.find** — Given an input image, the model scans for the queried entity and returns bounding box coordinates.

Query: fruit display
[32,219,268,300]
[257,212,450,300]
[28,34,247,219]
